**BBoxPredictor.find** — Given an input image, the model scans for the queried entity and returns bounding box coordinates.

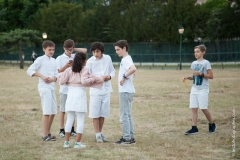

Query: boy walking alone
[113,40,137,144]
[27,40,57,141]
[183,44,216,135]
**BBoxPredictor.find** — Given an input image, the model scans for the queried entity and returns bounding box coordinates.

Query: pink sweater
[58,66,103,89]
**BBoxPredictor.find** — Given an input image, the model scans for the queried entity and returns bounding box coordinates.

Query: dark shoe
[114,137,131,144]
[185,127,199,135]
[209,123,216,133]
[48,133,56,141]
[131,138,136,144]
[71,131,77,137]
[42,136,51,141]
[59,131,65,138]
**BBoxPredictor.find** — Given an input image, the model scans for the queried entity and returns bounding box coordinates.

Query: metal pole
[180,34,182,70]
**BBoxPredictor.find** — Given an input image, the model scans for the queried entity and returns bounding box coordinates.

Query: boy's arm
[81,68,103,85]
[203,69,213,79]
[56,57,72,73]
[103,59,116,82]
[124,65,137,77]
[74,48,87,53]
[120,65,137,86]
[58,62,72,73]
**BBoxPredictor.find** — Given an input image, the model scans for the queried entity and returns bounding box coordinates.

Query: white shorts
[89,94,110,118]
[39,88,57,115]
[59,93,67,112]
[190,87,209,109]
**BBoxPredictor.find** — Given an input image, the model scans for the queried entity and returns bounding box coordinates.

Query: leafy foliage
[0,0,240,43]
[0,29,42,68]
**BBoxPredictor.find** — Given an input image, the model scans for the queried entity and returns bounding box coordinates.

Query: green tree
[30,2,86,43]
[0,29,42,69]
[0,8,7,28]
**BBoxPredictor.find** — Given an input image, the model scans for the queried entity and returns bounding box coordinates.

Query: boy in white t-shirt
[56,39,87,138]
[27,40,58,141]
[113,40,137,145]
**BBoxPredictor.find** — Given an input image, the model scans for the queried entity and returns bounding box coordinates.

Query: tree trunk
[19,52,24,69]
[19,40,24,69]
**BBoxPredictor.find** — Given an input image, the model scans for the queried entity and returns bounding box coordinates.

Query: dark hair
[114,40,128,51]
[194,44,207,52]
[42,40,55,49]
[91,42,104,53]
[72,52,87,73]
[64,39,75,48]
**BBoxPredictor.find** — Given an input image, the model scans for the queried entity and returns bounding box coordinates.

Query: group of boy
[27,39,217,147]
[27,39,137,145]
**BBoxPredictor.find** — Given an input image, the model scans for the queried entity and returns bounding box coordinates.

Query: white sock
[75,142,81,145]
[96,132,101,138]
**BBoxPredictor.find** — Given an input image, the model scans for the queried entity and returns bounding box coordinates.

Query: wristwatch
[123,74,127,79]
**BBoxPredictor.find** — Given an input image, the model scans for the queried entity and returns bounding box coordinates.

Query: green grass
[0,65,239,160]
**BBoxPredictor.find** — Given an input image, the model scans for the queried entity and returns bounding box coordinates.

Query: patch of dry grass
[0,65,239,160]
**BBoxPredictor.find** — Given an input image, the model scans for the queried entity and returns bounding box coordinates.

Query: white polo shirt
[27,55,58,91]
[86,54,115,95]
[56,53,75,94]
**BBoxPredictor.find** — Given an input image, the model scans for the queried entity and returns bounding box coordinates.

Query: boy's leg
[48,115,55,134]
[128,93,135,140]
[93,118,100,133]
[89,95,103,142]
[59,93,67,137]
[119,92,132,141]
[39,88,57,140]
[201,109,213,123]
[42,115,50,136]
[59,93,76,137]
[191,108,198,126]
[99,117,104,132]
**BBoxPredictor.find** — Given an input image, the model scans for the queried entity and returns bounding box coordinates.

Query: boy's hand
[120,77,128,86]
[65,60,73,68]
[193,71,201,76]
[41,76,56,84]
[182,77,187,82]
[102,75,111,82]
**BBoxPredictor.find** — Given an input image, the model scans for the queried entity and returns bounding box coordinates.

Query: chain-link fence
[0,40,239,63]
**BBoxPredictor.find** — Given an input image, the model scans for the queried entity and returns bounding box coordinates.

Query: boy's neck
[45,54,51,58]
[122,52,129,58]
[197,57,204,61]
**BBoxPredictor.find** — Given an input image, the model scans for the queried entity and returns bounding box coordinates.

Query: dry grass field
[0,65,239,160]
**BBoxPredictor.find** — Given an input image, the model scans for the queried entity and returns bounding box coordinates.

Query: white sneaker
[95,135,103,143]
[63,141,70,148]
[101,135,109,142]
[74,142,86,149]
[59,131,65,138]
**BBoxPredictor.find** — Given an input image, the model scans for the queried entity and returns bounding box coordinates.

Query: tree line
[0,0,240,44]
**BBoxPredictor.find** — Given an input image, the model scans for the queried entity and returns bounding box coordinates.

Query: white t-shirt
[27,55,57,91]
[118,55,135,93]
[56,53,75,94]
[86,54,115,96]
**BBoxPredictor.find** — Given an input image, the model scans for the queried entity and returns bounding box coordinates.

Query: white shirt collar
[93,54,105,60]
